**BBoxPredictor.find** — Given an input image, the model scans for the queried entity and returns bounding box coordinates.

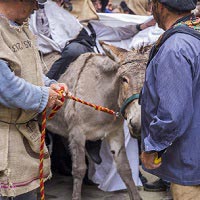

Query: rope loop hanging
[39,87,119,200]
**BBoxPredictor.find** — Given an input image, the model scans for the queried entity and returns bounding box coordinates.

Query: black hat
[158,0,197,11]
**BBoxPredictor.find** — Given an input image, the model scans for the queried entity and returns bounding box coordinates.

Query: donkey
[43,43,149,200]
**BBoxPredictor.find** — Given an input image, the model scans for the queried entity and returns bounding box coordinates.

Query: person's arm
[141,39,195,169]
[43,74,57,87]
[90,18,156,41]
[0,59,69,111]
[0,59,49,113]
[144,47,194,153]
[136,18,156,32]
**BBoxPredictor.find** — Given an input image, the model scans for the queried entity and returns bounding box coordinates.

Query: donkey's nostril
[130,119,136,128]
[111,150,115,155]
[131,124,138,131]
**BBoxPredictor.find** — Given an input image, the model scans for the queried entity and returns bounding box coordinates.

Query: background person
[30,0,156,80]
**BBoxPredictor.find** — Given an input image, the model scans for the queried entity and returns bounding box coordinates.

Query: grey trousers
[0,190,37,200]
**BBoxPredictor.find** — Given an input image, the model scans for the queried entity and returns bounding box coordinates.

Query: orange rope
[40,109,46,200]
[39,87,119,200]
[48,89,65,119]
[67,93,118,117]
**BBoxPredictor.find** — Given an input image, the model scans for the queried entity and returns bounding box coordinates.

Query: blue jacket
[141,32,200,185]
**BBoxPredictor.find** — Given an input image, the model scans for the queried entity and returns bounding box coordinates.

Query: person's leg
[51,134,72,176]
[46,41,93,80]
[171,183,200,200]
[85,140,102,164]
[0,190,37,200]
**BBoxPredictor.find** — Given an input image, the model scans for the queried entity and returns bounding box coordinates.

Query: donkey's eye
[121,77,128,83]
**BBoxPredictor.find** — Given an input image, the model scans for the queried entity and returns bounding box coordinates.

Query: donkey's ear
[99,41,129,63]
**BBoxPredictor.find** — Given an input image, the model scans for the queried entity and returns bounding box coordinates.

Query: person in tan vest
[0,0,68,199]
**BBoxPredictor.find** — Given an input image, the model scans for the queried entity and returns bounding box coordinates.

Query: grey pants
[0,190,37,200]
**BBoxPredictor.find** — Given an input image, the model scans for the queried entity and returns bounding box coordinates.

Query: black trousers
[46,29,94,80]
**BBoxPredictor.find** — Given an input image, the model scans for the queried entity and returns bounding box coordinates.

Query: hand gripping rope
[39,87,118,200]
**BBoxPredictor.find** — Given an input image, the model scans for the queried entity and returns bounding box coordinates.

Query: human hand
[47,88,61,108]
[140,18,156,30]
[47,83,68,108]
[50,83,68,96]
[140,151,162,170]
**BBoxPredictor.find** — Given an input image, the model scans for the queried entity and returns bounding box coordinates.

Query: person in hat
[0,0,68,199]
[140,0,200,199]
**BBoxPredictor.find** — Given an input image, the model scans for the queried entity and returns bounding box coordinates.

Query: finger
[50,83,60,91]
[63,87,68,96]
[58,83,68,95]
[47,100,56,108]
[56,92,62,99]
[55,99,64,106]
[145,162,162,170]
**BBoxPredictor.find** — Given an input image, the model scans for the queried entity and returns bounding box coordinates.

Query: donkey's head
[101,42,150,138]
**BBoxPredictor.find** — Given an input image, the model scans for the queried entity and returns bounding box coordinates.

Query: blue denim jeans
[0,190,37,200]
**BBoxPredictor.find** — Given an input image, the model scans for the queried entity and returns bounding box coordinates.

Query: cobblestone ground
[41,169,172,200]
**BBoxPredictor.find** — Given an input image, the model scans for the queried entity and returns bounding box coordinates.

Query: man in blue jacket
[140,0,200,199]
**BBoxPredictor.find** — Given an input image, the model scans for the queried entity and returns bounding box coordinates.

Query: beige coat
[69,0,99,22]
[0,17,51,197]
[126,0,150,15]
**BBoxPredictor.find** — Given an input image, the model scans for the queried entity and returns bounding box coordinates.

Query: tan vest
[126,0,150,15]
[0,17,50,197]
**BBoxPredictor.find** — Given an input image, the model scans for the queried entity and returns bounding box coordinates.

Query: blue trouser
[46,28,94,80]
[46,40,93,80]
[0,190,37,200]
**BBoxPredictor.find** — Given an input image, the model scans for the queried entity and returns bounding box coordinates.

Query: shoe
[83,175,98,186]
[139,171,148,185]
[85,140,102,164]
[161,190,173,200]
[144,178,170,192]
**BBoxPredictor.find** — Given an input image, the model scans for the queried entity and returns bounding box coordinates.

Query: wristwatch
[136,23,142,31]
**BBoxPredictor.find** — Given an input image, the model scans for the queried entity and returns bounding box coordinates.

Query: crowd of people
[0,0,200,200]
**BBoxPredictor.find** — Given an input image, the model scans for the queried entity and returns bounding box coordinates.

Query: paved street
[40,169,172,200]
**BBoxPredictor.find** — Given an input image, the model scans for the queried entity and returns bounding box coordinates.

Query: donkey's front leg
[69,133,87,200]
[107,130,142,200]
